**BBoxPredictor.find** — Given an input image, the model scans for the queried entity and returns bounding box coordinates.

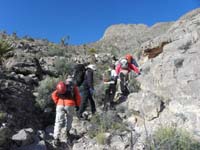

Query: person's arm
[51,90,59,104]
[132,59,139,67]
[74,86,81,107]
[115,64,121,75]
[129,63,140,74]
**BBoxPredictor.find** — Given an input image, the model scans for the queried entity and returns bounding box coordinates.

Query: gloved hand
[89,88,95,95]
[75,106,79,111]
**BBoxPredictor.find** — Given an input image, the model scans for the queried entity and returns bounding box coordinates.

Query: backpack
[73,64,86,86]
[119,58,129,69]
[57,81,76,100]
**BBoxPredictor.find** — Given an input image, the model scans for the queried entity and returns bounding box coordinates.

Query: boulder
[12,128,34,146]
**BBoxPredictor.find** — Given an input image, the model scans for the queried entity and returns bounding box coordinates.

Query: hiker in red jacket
[115,54,140,97]
[115,54,140,76]
[51,78,81,146]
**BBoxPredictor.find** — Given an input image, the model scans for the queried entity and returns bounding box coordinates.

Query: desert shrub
[0,112,6,122]
[53,58,73,76]
[96,132,106,145]
[0,40,13,63]
[47,44,67,56]
[148,126,200,150]
[88,48,96,54]
[88,113,128,141]
[35,76,63,109]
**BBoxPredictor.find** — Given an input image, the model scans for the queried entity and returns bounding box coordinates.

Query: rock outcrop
[126,7,200,148]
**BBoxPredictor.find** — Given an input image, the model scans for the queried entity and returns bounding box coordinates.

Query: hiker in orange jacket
[51,78,81,146]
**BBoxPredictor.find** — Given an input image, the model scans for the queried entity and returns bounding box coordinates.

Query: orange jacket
[51,86,81,106]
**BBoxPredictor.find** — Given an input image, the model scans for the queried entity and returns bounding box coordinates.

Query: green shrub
[0,40,13,63]
[53,58,73,76]
[88,48,96,54]
[0,112,6,122]
[35,76,61,109]
[47,44,67,56]
[88,113,128,139]
[149,127,200,150]
[96,132,106,145]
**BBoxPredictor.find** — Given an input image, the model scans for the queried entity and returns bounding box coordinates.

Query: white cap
[87,64,97,71]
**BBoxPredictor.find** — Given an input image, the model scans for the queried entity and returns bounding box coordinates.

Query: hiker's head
[125,54,133,63]
[87,64,97,71]
[56,81,66,94]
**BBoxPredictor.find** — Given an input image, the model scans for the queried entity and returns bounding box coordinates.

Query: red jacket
[115,62,140,75]
[51,86,81,106]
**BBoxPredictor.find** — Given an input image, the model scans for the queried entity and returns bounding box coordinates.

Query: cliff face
[126,7,200,148]
[0,8,200,150]
[87,22,173,55]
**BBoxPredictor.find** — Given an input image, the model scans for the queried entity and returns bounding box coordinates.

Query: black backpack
[73,64,86,86]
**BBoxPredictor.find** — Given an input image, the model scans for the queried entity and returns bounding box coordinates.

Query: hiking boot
[53,139,60,147]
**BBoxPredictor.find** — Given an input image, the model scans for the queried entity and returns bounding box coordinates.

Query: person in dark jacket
[77,64,97,119]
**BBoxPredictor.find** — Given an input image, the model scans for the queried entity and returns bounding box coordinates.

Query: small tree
[60,35,70,47]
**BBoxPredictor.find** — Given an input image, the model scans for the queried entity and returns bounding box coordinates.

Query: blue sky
[0,0,199,45]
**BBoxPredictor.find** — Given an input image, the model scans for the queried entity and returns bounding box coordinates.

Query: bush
[53,58,73,76]
[0,112,6,122]
[88,48,96,54]
[47,44,67,56]
[35,76,61,109]
[88,113,128,140]
[0,40,13,63]
[96,132,106,145]
[148,127,200,150]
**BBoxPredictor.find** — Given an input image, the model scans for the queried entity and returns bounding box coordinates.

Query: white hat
[87,64,97,71]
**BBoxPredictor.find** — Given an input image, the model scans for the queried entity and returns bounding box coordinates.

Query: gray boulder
[12,128,34,146]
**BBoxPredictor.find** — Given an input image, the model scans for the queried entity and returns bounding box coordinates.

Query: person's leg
[120,72,126,94]
[54,106,65,140]
[124,73,130,96]
[109,84,116,109]
[88,92,96,114]
[78,89,89,118]
[103,88,110,111]
[114,78,121,101]
[64,106,74,136]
